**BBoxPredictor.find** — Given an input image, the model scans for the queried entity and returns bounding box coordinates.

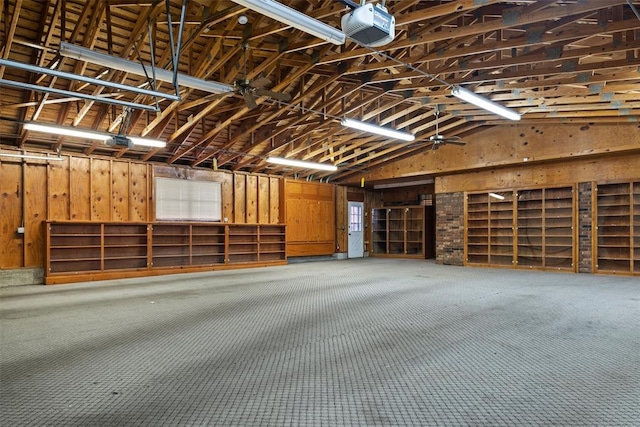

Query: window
[350,204,363,232]
[155,178,222,221]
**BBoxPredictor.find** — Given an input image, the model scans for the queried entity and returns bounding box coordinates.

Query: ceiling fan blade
[444,140,467,146]
[254,88,291,102]
[251,77,271,89]
[243,91,258,109]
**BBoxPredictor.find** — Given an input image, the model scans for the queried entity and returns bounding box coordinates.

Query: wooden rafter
[2,0,638,179]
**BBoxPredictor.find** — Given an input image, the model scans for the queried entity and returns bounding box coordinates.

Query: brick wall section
[578,182,593,273]
[436,192,464,265]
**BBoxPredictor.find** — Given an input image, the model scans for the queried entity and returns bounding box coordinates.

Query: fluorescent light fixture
[24,123,166,148]
[267,156,337,171]
[230,0,346,45]
[24,123,110,141]
[341,118,415,141]
[60,42,234,94]
[0,151,63,161]
[489,192,505,200]
[128,137,166,148]
[451,85,521,121]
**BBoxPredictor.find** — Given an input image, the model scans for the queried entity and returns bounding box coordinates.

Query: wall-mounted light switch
[17,227,25,234]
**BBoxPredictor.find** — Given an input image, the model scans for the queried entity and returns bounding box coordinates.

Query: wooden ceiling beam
[4,0,639,179]
[327,121,481,182]
[0,0,23,80]
[68,1,164,130]
[370,38,640,86]
[317,0,628,67]
[395,57,640,94]
[229,82,377,171]
[142,17,240,141]
[219,73,348,168]
[396,0,502,25]
[107,0,162,6]
[339,18,640,79]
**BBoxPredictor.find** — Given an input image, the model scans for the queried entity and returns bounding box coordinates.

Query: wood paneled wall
[436,153,640,193]
[378,183,434,206]
[284,180,336,257]
[1,154,283,270]
[347,123,640,187]
[335,186,348,254]
[1,161,24,268]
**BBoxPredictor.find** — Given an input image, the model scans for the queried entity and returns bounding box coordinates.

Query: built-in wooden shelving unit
[466,191,514,267]
[466,186,576,271]
[258,225,287,263]
[595,181,639,275]
[46,222,286,284]
[104,223,149,271]
[228,225,259,264]
[370,206,424,258]
[371,208,388,255]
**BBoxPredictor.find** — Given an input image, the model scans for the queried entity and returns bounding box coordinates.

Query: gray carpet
[1,259,639,426]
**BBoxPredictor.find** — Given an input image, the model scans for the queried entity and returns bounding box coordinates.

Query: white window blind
[155,178,222,221]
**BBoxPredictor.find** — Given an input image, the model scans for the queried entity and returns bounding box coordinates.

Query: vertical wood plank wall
[1,156,284,270]
[284,180,336,257]
[70,157,91,220]
[335,186,348,254]
[245,175,258,224]
[1,162,24,268]
[129,162,149,222]
[24,163,47,267]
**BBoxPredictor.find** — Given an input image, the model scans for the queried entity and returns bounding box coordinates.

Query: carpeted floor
[1,258,639,426]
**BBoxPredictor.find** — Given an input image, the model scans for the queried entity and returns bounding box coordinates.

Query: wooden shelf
[595,181,639,275]
[371,208,389,256]
[370,207,425,258]
[466,191,516,267]
[46,221,287,284]
[466,187,575,271]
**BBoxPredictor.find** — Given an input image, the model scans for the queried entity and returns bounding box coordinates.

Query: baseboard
[0,268,45,287]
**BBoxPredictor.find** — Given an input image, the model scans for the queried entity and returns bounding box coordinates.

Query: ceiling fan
[428,108,467,150]
[219,42,291,109]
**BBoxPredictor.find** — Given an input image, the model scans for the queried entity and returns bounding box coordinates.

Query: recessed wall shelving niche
[371,206,424,258]
[595,181,639,275]
[465,186,576,271]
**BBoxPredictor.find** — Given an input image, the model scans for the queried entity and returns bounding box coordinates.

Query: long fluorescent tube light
[0,152,63,161]
[230,0,346,45]
[489,192,505,200]
[342,118,415,141]
[60,42,234,94]
[451,85,521,121]
[267,156,337,171]
[24,123,110,141]
[24,123,166,148]
[128,137,166,148]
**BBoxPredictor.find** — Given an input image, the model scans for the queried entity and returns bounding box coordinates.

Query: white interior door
[348,201,364,258]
